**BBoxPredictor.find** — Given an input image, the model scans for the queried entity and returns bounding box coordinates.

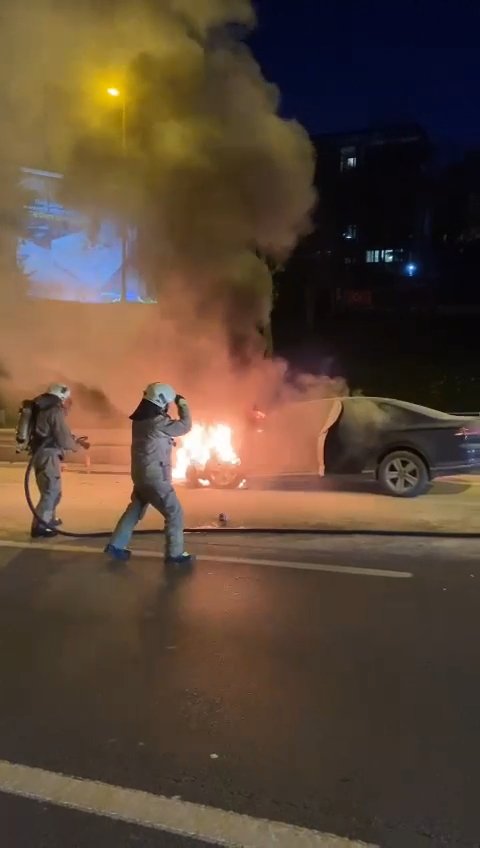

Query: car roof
[343,396,459,421]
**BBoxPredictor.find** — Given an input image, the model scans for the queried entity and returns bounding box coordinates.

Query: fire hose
[23,451,230,540]
[24,453,108,538]
[23,452,480,540]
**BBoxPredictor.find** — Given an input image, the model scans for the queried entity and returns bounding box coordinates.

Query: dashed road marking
[0,759,377,848]
[0,539,411,578]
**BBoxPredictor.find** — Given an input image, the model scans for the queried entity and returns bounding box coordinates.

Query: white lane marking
[0,759,377,848]
[201,555,411,579]
[0,539,411,579]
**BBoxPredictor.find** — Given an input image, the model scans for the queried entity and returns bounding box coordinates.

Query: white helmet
[143,383,176,409]
[47,383,71,402]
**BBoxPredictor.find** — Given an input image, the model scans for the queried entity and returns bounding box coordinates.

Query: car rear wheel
[378,450,430,498]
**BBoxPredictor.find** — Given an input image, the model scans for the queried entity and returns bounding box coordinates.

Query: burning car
[175,397,480,498]
[173,423,243,489]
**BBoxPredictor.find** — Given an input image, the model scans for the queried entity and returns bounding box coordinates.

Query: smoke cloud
[0,0,321,423]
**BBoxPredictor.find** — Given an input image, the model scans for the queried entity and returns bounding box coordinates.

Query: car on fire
[184,397,480,498]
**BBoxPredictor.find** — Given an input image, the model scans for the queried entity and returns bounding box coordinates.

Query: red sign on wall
[344,289,373,307]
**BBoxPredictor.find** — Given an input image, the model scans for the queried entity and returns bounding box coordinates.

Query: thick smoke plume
[0,0,323,423]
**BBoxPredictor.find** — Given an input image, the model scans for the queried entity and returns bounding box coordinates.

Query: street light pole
[107,87,127,302]
[120,91,127,303]
[121,93,127,153]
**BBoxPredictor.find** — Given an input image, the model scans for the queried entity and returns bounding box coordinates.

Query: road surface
[0,533,479,847]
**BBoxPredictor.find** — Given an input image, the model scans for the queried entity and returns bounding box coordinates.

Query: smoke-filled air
[0,0,331,425]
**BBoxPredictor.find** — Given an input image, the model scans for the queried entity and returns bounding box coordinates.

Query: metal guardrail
[1,413,479,465]
[0,428,130,443]
[0,428,130,472]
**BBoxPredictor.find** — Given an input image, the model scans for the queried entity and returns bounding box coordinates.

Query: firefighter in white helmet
[25,384,89,537]
[105,383,194,565]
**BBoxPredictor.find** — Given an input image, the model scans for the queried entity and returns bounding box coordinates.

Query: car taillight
[249,406,266,431]
[456,426,480,438]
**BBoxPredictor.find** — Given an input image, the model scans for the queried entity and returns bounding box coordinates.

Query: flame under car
[180,397,480,498]
[174,422,243,489]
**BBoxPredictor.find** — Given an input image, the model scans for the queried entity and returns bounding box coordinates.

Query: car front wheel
[205,457,243,489]
[377,450,430,498]
[185,465,202,488]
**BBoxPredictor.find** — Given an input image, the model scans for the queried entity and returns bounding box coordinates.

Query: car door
[324,398,384,475]
[243,398,343,482]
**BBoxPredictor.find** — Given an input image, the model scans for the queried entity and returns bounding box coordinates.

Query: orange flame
[173,423,239,481]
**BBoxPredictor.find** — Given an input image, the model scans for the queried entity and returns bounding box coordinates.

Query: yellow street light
[107,87,121,98]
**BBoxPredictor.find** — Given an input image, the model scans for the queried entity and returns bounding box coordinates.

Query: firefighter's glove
[77,435,91,451]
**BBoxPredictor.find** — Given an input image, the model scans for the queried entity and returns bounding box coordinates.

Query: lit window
[343,224,357,240]
[340,146,357,172]
[366,248,405,264]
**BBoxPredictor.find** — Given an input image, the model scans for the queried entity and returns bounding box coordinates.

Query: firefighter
[22,384,90,537]
[104,383,194,565]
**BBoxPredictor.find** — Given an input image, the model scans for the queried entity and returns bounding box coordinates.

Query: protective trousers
[109,481,184,558]
[33,449,62,529]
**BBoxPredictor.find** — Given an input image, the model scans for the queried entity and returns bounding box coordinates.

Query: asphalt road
[0,536,479,847]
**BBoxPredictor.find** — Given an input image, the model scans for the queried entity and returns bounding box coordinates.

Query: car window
[342,398,391,430]
[377,403,416,425]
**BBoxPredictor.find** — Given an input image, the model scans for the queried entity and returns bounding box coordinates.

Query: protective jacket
[129,398,192,485]
[31,393,78,456]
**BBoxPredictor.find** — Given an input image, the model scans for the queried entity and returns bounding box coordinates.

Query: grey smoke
[0,0,320,419]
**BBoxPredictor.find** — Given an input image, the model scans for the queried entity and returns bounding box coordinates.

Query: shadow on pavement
[245,476,471,496]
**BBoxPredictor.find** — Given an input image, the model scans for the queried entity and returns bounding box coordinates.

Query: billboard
[17,168,155,304]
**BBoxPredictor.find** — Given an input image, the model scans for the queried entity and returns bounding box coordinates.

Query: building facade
[288,124,434,317]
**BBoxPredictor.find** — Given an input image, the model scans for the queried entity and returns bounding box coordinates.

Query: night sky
[251,0,480,153]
